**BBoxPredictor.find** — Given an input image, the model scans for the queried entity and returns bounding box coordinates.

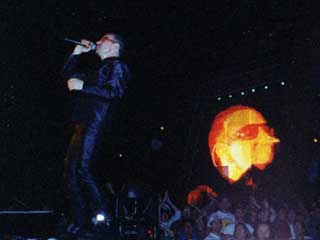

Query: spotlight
[92,212,111,225]
[281,82,285,86]
[314,138,318,143]
[217,97,222,101]
[241,91,245,96]
[160,126,165,131]
[228,94,233,98]
[251,88,255,93]
[96,213,105,222]
[264,86,268,90]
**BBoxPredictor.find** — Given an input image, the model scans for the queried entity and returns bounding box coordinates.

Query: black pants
[65,119,109,227]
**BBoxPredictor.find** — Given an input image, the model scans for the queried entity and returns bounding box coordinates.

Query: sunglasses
[100,36,117,43]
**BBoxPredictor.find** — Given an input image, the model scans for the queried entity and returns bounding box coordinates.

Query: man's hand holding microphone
[67,39,95,91]
[72,39,96,55]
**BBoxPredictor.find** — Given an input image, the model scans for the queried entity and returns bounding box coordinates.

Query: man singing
[62,33,130,234]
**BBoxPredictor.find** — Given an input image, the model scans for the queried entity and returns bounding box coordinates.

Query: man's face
[234,224,248,240]
[209,220,222,233]
[96,34,117,56]
[256,224,271,240]
[209,106,279,183]
[258,209,270,223]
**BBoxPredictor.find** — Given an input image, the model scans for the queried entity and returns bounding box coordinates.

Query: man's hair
[111,33,125,56]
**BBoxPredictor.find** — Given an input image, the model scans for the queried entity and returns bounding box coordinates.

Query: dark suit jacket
[62,54,130,130]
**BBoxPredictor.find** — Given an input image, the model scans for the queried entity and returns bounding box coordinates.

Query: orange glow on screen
[208,105,279,183]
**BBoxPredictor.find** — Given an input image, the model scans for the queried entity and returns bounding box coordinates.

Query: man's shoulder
[102,59,129,73]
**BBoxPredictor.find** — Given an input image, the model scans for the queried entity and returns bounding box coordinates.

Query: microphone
[64,38,96,50]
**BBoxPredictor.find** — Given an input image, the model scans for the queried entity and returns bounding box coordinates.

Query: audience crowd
[158,190,320,240]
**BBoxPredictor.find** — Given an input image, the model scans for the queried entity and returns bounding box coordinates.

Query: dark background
[1,1,320,210]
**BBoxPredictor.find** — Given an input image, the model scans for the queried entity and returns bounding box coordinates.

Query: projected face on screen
[208,105,279,183]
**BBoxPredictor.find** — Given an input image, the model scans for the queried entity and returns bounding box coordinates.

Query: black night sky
[1,1,320,211]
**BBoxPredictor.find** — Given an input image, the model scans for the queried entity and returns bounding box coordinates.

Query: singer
[62,33,130,235]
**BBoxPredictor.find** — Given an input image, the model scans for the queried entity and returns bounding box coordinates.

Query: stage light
[160,126,165,131]
[217,97,222,101]
[119,153,123,158]
[228,94,233,98]
[264,85,268,90]
[281,81,285,86]
[314,138,318,143]
[96,213,105,222]
[92,212,111,225]
[241,91,245,96]
[251,88,256,93]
